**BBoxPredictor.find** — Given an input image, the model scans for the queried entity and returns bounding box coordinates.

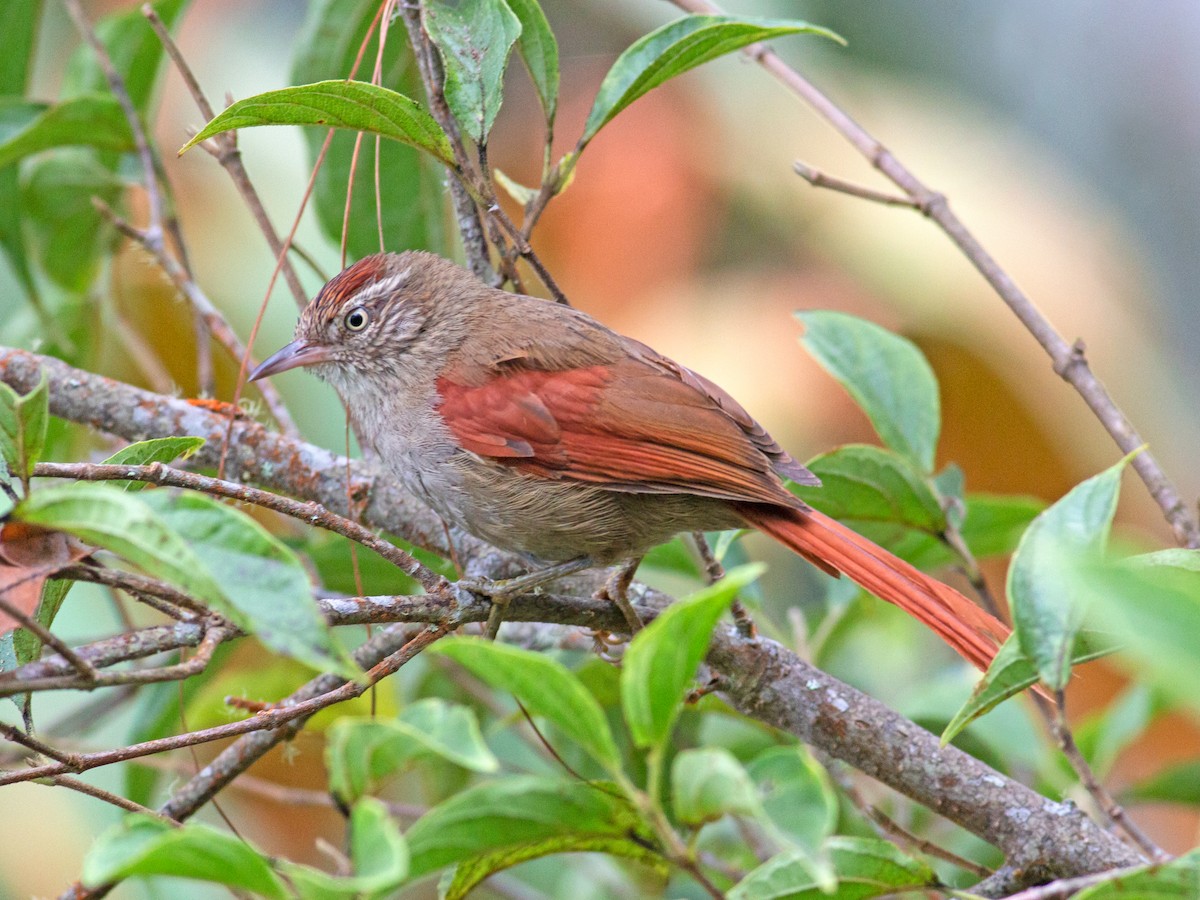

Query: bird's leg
[596,557,644,634]
[461,556,596,639]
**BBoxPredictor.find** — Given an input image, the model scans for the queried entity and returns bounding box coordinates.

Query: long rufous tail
[732,503,1008,673]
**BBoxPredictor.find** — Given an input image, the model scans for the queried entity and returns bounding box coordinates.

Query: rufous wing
[435,357,804,506]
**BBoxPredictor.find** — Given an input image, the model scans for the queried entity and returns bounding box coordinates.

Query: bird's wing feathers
[435,352,812,505]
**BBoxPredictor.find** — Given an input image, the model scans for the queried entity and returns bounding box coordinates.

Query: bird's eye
[343,307,369,331]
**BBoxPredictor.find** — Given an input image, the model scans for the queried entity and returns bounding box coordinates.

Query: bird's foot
[594,558,644,634]
[457,557,595,639]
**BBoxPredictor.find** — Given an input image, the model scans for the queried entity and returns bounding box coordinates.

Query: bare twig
[57,563,205,619]
[825,757,991,877]
[64,0,165,254]
[93,200,299,437]
[1050,690,1169,862]
[668,0,1200,549]
[397,3,495,284]
[50,775,175,822]
[131,755,428,819]
[0,590,99,682]
[0,623,228,697]
[792,161,919,208]
[143,4,308,309]
[66,0,219,399]
[1,721,83,768]
[987,863,1154,900]
[1,625,446,790]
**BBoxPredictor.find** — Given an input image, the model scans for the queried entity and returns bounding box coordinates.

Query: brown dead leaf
[0,523,90,637]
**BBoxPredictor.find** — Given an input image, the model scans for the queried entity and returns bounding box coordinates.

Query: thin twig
[486,202,570,303]
[50,775,176,822]
[58,563,205,619]
[1051,689,1169,862]
[998,864,1157,900]
[63,0,165,254]
[397,2,496,284]
[0,625,447,789]
[0,623,227,697]
[0,721,84,768]
[792,161,919,208]
[143,4,308,309]
[129,754,427,818]
[94,200,299,437]
[34,461,447,594]
[669,0,1199,549]
[65,0,216,397]
[825,757,991,878]
[0,591,99,682]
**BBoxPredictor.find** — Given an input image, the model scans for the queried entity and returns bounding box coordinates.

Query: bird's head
[250,251,473,393]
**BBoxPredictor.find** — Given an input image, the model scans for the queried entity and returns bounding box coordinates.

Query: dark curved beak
[249,339,332,381]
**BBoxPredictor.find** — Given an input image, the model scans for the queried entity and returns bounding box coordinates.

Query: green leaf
[16,484,356,677]
[747,746,838,854]
[442,834,663,900]
[103,436,205,467]
[1009,454,1133,690]
[797,310,939,472]
[291,0,448,259]
[621,564,761,750]
[672,747,761,827]
[730,837,935,900]
[279,797,410,899]
[1123,761,1200,806]
[582,15,841,147]
[101,437,205,490]
[349,797,410,889]
[81,815,288,897]
[0,96,135,169]
[792,444,946,536]
[406,776,653,880]
[505,0,559,125]
[326,700,497,804]
[180,80,456,169]
[941,631,1118,744]
[0,369,47,482]
[62,0,188,115]
[0,1,40,95]
[142,490,359,678]
[1079,551,1200,714]
[16,484,222,603]
[21,150,122,291]
[959,493,1045,559]
[425,0,522,144]
[429,637,622,773]
[1074,849,1200,898]
[0,2,45,305]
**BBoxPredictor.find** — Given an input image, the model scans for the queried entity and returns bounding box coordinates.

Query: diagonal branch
[668,0,1199,549]
[0,347,1144,891]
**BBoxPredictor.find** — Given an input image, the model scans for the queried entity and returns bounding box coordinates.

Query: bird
[251,250,1009,670]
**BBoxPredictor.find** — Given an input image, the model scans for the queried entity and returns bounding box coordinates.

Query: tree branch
[0,347,1144,891]
[668,0,1200,550]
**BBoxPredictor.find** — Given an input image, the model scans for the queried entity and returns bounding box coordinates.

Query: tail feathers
[734,503,1008,673]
